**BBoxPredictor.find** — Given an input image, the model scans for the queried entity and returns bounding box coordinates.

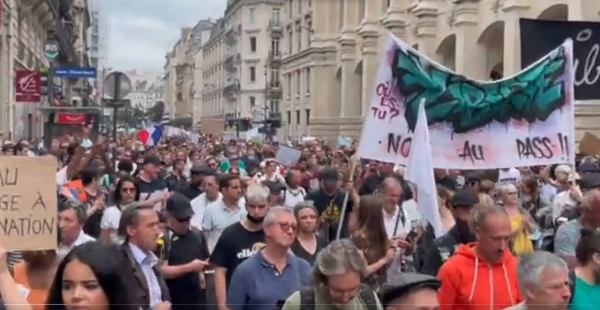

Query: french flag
[137,125,163,146]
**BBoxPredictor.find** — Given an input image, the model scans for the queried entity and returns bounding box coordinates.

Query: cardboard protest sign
[275,146,302,167]
[358,33,576,169]
[579,132,600,156]
[0,156,57,251]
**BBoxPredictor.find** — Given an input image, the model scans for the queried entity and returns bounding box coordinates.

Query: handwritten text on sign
[520,19,600,100]
[0,157,57,251]
[358,34,575,169]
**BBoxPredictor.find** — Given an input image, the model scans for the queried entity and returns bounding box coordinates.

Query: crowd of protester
[0,131,597,310]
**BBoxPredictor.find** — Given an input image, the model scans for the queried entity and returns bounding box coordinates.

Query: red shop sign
[15,70,41,103]
[55,113,86,124]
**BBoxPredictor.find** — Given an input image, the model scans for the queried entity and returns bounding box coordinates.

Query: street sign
[54,67,97,78]
[103,71,131,101]
[44,40,59,60]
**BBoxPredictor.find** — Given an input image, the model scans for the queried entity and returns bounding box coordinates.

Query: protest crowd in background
[0,33,595,310]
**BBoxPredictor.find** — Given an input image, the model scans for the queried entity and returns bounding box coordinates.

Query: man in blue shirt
[227,206,310,310]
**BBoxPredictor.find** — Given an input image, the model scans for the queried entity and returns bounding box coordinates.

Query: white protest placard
[275,146,302,167]
[0,156,57,251]
[357,33,575,169]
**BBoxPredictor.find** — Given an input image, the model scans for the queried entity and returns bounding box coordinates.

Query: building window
[297,0,302,13]
[287,29,293,54]
[306,109,310,125]
[286,74,292,96]
[272,8,281,24]
[250,37,257,52]
[270,100,279,113]
[271,39,280,55]
[296,71,301,95]
[289,0,293,17]
[296,24,302,52]
[250,96,256,108]
[250,66,256,82]
[339,0,345,31]
[306,20,312,47]
[249,7,256,24]
[287,111,291,126]
[296,110,300,125]
[306,68,310,93]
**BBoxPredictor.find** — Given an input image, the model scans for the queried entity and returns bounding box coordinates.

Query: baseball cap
[579,161,600,174]
[450,189,479,208]
[579,173,600,190]
[381,273,441,307]
[143,154,161,166]
[190,165,213,176]
[165,193,194,220]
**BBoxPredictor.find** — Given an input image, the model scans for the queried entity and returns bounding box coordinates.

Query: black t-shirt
[209,222,265,286]
[305,188,353,241]
[290,236,326,265]
[165,229,209,306]
[136,177,168,201]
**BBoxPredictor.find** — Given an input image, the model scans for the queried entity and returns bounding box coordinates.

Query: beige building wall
[170,28,194,119]
[281,0,600,142]
[225,0,284,120]
[0,0,54,139]
[202,20,226,123]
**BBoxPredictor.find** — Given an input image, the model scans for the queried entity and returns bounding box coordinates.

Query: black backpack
[299,284,378,310]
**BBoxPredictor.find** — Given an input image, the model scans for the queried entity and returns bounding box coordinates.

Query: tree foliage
[116,105,146,128]
[146,101,166,123]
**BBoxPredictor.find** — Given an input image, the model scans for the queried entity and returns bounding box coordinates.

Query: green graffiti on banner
[391,44,567,134]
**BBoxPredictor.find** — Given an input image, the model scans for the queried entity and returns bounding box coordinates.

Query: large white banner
[358,33,576,169]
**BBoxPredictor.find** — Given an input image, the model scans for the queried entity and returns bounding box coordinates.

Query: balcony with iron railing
[223,80,240,98]
[269,19,283,34]
[224,53,241,72]
[267,81,282,99]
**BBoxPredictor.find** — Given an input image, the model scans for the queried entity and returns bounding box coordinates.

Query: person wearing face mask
[210,184,269,310]
[419,189,479,276]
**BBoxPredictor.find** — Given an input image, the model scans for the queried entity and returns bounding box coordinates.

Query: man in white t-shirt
[380,178,418,248]
[498,167,521,186]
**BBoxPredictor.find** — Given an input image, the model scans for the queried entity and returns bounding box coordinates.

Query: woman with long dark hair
[46,242,140,310]
[99,176,140,244]
[350,195,394,293]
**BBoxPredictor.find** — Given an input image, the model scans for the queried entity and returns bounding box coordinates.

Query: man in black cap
[159,193,210,309]
[179,164,213,200]
[381,273,440,310]
[305,168,355,242]
[419,189,479,276]
[137,154,169,207]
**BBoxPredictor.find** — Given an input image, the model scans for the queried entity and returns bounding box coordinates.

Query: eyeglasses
[275,222,298,232]
[177,217,191,223]
[121,187,136,193]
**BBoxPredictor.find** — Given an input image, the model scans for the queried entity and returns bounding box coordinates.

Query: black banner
[520,18,600,100]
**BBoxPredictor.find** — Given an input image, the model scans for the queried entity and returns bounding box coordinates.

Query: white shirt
[190,192,222,231]
[283,187,306,209]
[100,206,125,244]
[498,168,521,185]
[382,200,420,238]
[58,229,95,257]
[56,166,68,186]
[129,243,163,308]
